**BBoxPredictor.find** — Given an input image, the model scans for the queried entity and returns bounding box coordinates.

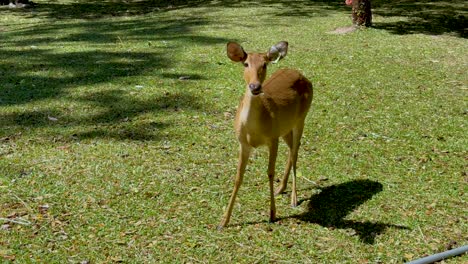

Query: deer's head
[227,41,288,95]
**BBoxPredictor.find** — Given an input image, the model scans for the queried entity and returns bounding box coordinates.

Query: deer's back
[262,68,313,121]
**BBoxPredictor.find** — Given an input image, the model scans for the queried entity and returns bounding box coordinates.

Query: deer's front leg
[218,143,251,229]
[267,139,279,222]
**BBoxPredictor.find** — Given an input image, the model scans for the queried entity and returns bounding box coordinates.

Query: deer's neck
[239,89,265,125]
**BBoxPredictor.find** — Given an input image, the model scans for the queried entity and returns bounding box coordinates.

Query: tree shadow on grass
[1,0,212,19]
[372,0,467,38]
[1,0,345,19]
[0,89,203,141]
[2,0,465,37]
[0,48,170,105]
[0,10,227,141]
[0,14,227,102]
[292,179,408,244]
[0,46,212,141]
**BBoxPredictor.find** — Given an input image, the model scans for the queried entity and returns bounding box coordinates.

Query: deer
[218,41,313,228]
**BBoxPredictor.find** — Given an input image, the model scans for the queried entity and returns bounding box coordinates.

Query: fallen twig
[0,217,31,225]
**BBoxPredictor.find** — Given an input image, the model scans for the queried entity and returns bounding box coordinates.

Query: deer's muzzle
[249,83,262,95]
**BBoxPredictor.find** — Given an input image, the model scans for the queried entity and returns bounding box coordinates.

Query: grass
[1,0,467,263]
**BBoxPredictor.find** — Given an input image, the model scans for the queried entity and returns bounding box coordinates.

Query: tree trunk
[352,0,372,27]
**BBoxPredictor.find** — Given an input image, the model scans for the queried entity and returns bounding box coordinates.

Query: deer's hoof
[291,199,298,208]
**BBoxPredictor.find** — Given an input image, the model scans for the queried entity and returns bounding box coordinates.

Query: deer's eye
[243,63,249,67]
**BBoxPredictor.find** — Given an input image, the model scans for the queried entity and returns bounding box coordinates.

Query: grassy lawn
[1,0,467,263]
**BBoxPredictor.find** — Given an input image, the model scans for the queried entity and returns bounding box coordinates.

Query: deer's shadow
[290,179,408,244]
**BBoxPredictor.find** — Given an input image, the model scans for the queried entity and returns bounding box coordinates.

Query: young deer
[219,41,313,228]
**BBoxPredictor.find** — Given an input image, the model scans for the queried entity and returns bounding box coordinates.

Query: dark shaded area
[293,179,408,244]
[233,180,408,244]
[1,0,465,37]
[372,0,467,38]
[1,0,345,19]
[0,45,191,141]
[1,0,207,18]
[1,48,170,105]
[0,89,202,141]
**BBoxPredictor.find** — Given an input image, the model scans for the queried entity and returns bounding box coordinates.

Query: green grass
[1,0,467,263]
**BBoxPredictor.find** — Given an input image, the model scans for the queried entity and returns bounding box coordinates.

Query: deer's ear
[227,42,247,62]
[267,41,288,63]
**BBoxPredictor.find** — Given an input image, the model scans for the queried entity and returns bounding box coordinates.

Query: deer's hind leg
[290,121,306,207]
[275,131,293,196]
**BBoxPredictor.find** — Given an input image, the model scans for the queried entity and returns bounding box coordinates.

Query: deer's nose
[249,83,262,95]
